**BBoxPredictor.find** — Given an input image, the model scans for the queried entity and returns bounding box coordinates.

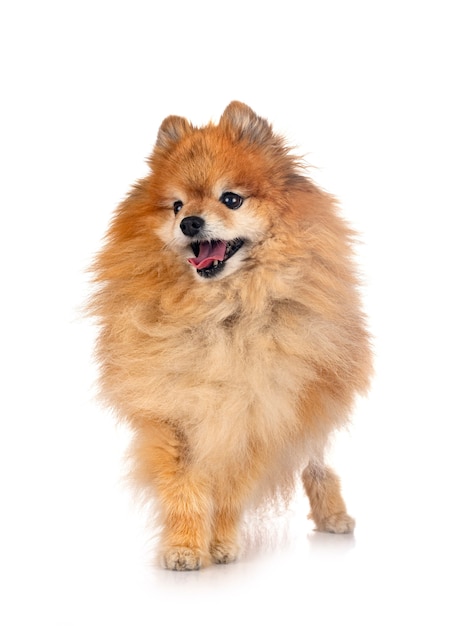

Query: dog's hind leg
[302,461,355,533]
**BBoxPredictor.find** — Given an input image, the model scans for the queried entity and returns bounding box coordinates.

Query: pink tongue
[188,240,227,269]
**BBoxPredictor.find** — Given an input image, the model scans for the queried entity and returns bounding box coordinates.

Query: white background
[1,1,453,624]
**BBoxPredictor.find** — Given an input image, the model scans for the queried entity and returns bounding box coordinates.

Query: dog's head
[148,102,304,280]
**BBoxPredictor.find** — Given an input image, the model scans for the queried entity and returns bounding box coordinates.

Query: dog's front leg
[159,467,214,571]
[130,420,213,570]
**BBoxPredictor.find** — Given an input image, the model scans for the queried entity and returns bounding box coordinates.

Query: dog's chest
[144,302,313,420]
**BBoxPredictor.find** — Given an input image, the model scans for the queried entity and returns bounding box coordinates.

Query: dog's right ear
[156,115,193,149]
[219,101,274,144]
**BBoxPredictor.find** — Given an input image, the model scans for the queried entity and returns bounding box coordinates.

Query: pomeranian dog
[89,102,372,570]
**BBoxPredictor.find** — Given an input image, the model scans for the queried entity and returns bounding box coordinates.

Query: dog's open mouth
[187,239,244,278]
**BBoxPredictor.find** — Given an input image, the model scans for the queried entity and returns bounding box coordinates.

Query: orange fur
[89,102,373,570]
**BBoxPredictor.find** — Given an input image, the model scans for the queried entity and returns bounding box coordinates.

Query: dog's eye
[173,200,183,215]
[220,192,243,210]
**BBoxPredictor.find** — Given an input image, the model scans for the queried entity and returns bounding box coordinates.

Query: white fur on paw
[319,512,356,534]
[163,547,202,571]
[210,543,238,565]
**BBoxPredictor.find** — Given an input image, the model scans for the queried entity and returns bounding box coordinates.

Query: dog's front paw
[210,542,239,565]
[317,512,356,534]
[162,547,204,571]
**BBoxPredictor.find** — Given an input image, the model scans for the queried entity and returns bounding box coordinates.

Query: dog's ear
[219,101,273,144]
[156,115,193,149]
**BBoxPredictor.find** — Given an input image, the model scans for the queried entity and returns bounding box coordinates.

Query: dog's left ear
[219,101,273,144]
[155,115,193,150]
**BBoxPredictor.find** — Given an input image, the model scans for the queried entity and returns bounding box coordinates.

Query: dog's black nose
[180,216,205,237]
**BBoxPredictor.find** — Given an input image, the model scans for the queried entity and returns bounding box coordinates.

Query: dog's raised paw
[318,512,356,534]
[162,547,202,571]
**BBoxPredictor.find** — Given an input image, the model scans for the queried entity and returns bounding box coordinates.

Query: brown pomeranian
[89,102,372,570]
